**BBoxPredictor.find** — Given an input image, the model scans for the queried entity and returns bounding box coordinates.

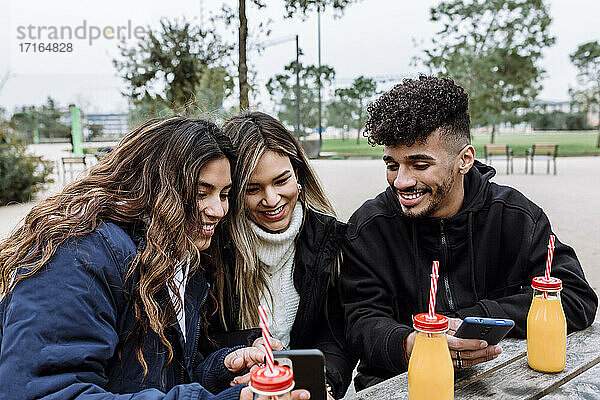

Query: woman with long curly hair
[202,111,356,399]
[0,116,307,400]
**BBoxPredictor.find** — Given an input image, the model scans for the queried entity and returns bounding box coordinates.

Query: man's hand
[446,317,502,368]
[252,336,284,353]
[446,335,502,368]
[240,387,310,400]
[447,317,461,336]
[405,331,417,359]
[404,318,502,369]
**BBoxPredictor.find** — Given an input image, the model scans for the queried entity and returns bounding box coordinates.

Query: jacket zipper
[440,220,455,311]
[177,333,186,385]
[291,221,334,346]
[189,282,210,369]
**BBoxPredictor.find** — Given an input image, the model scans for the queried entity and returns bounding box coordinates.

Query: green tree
[416,0,555,143]
[10,106,38,141]
[113,18,233,113]
[0,107,8,143]
[266,61,335,135]
[570,41,600,147]
[127,93,172,129]
[0,109,53,205]
[325,99,353,140]
[11,97,70,140]
[37,97,71,139]
[524,110,589,131]
[282,0,361,17]
[218,0,270,110]
[333,76,378,144]
[235,0,360,110]
[238,0,252,110]
[198,66,235,111]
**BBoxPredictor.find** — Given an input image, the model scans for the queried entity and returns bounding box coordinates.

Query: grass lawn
[321,131,600,157]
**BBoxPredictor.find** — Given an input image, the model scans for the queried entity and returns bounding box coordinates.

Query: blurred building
[60,109,129,142]
[85,113,129,141]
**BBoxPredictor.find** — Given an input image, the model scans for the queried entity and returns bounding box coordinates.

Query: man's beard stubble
[396,172,456,219]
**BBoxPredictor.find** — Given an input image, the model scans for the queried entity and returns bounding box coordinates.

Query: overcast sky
[0,0,598,114]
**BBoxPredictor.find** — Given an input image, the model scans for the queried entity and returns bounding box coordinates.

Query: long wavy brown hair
[221,111,336,329]
[0,116,235,376]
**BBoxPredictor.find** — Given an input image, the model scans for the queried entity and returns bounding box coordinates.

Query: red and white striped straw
[428,261,440,319]
[258,304,272,337]
[258,305,276,375]
[545,235,556,280]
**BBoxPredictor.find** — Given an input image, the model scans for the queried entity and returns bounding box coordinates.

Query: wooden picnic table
[348,322,600,399]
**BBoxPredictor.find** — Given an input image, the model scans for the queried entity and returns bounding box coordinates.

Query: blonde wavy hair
[221,111,335,329]
[0,116,235,376]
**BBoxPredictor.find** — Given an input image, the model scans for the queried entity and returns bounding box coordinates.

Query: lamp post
[317,6,322,154]
[295,35,301,139]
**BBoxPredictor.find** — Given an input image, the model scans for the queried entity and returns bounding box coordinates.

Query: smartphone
[454,317,515,345]
[273,349,326,400]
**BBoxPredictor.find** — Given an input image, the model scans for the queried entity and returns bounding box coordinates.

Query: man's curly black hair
[364,75,471,153]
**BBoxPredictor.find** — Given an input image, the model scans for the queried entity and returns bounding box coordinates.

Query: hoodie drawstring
[468,212,479,302]
[411,221,426,312]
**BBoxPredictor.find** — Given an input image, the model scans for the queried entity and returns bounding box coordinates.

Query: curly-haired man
[340,75,597,391]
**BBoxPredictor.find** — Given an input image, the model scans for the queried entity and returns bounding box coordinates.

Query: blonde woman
[203,111,356,399]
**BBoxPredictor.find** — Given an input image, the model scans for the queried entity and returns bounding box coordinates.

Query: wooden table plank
[350,323,600,400]
[541,363,600,398]
[455,324,600,399]
[454,339,526,391]
[351,339,526,400]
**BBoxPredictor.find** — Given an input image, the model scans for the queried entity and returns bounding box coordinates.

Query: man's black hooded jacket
[340,161,597,391]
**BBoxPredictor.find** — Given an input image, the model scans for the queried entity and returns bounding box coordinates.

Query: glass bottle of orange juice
[408,313,454,399]
[249,364,294,400]
[527,276,566,373]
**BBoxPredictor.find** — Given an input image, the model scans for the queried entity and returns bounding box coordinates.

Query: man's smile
[397,188,430,207]
[400,191,425,200]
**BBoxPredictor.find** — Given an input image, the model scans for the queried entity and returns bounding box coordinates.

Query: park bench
[484,144,514,174]
[346,322,600,399]
[61,156,87,184]
[525,143,558,175]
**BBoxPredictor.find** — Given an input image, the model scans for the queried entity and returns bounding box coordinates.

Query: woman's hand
[240,387,310,400]
[234,337,283,385]
[225,346,272,386]
[225,347,265,374]
[252,336,284,353]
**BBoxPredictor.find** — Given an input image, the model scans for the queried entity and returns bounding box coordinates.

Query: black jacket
[340,161,597,391]
[202,208,357,399]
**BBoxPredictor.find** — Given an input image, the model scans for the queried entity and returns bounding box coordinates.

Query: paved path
[1,145,599,296]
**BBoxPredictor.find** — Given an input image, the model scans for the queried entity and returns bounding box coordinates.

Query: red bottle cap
[532,276,562,291]
[250,365,294,394]
[413,313,449,333]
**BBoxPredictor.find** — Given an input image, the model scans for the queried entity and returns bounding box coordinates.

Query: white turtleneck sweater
[252,202,303,348]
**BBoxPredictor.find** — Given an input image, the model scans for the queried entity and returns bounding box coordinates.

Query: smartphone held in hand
[455,317,515,345]
[273,349,327,400]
